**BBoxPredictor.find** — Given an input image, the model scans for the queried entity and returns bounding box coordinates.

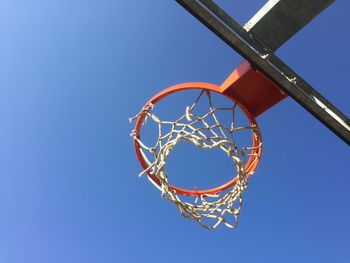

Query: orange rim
[134,82,262,196]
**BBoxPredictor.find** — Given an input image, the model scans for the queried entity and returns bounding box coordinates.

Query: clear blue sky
[0,1,349,262]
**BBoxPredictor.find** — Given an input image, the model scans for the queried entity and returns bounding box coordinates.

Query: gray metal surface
[176,0,350,145]
[244,0,335,51]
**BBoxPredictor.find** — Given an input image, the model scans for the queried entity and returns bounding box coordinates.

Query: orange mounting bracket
[220,60,287,117]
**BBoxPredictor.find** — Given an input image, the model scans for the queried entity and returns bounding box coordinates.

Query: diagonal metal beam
[176,0,350,145]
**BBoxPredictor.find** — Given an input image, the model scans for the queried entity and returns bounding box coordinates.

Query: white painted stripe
[313,96,350,132]
[244,0,280,31]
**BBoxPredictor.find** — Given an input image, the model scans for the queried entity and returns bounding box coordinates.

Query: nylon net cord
[130,91,262,230]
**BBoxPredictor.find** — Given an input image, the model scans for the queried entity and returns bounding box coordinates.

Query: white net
[130,90,262,230]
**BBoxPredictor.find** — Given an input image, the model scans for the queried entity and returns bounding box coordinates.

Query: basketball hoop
[127,0,350,231]
[130,82,262,230]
